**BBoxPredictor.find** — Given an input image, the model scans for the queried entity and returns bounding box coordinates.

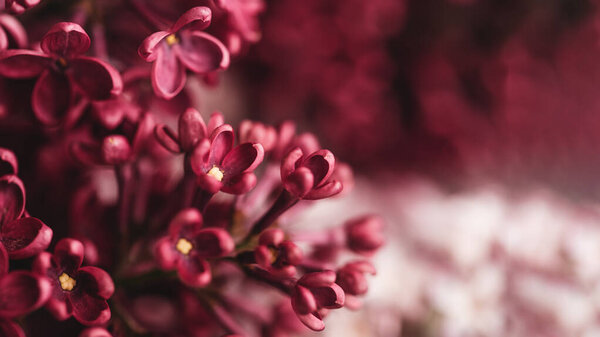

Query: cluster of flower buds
[0,0,383,336]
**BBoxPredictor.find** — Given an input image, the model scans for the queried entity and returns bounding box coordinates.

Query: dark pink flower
[344,215,385,256]
[155,108,224,153]
[192,124,264,195]
[0,175,53,259]
[0,14,27,51]
[291,271,345,331]
[32,238,115,326]
[155,208,234,287]
[281,148,342,200]
[213,0,264,54]
[238,119,277,153]
[0,242,52,337]
[138,6,230,99]
[335,261,376,310]
[0,22,122,125]
[254,228,303,278]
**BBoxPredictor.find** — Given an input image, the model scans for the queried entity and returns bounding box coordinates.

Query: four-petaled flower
[155,208,234,287]
[291,270,345,331]
[254,228,303,278]
[138,6,230,99]
[281,148,343,200]
[33,238,115,325]
[0,22,122,125]
[192,124,264,195]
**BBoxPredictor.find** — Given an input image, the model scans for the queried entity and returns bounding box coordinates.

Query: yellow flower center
[165,34,179,46]
[176,238,193,255]
[59,273,76,291]
[207,166,224,182]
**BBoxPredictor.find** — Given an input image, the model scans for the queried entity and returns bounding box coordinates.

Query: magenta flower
[0,175,53,259]
[0,14,27,51]
[254,228,303,278]
[155,107,224,153]
[138,6,230,99]
[238,120,277,153]
[344,215,385,256]
[0,22,122,125]
[0,242,51,337]
[281,148,343,200]
[335,261,376,310]
[155,208,234,287]
[33,238,115,325]
[291,271,345,331]
[192,124,264,195]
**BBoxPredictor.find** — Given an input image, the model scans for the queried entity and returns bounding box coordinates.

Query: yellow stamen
[207,166,224,182]
[176,238,193,255]
[57,57,68,67]
[165,34,179,46]
[59,273,76,291]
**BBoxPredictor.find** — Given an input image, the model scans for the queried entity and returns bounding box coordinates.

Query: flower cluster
[0,1,382,336]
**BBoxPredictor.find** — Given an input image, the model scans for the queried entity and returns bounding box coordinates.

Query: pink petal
[296,312,325,331]
[178,107,207,152]
[220,172,256,194]
[291,285,317,315]
[0,175,25,227]
[77,267,114,300]
[207,111,224,135]
[280,241,303,265]
[253,245,271,268]
[101,135,131,165]
[1,217,53,259]
[0,14,27,49]
[196,173,223,194]
[154,237,178,270]
[0,242,7,277]
[70,289,111,326]
[258,228,285,247]
[193,228,234,258]
[151,43,186,99]
[154,124,182,153]
[0,319,26,337]
[32,69,71,125]
[177,256,211,287]
[222,143,264,176]
[175,30,230,74]
[208,124,234,166]
[32,251,53,276]
[168,208,203,238]
[0,50,50,78]
[0,29,7,51]
[312,283,345,309]
[79,327,112,337]
[280,147,304,180]
[138,31,170,62]
[171,6,212,33]
[45,296,72,321]
[298,271,336,288]
[54,238,84,273]
[91,99,138,130]
[303,150,335,187]
[0,148,18,177]
[0,271,52,318]
[283,167,314,198]
[69,141,103,166]
[304,180,343,200]
[69,56,123,100]
[40,22,90,58]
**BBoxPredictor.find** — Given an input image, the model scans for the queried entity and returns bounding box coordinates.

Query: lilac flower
[0,242,51,337]
[0,175,53,259]
[344,215,385,256]
[138,6,230,99]
[155,107,224,153]
[155,208,234,287]
[192,124,264,195]
[33,238,115,325]
[238,119,277,153]
[0,22,122,125]
[291,271,345,331]
[281,147,342,200]
[336,261,376,309]
[254,228,303,278]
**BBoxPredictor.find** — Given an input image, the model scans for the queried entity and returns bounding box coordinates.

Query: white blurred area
[294,175,600,337]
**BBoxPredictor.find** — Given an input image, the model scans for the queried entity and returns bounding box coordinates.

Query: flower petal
[32,69,71,125]
[193,228,234,258]
[54,238,84,273]
[296,312,325,331]
[77,266,115,300]
[138,31,169,62]
[70,289,111,326]
[283,167,313,198]
[0,50,49,78]
[45,296,72,321]
[168,208,203,238]
[175,31,229,74]
[1,217,53,259]
[196,173,223,194]
[258,228,285,247]
[208,124,234,166]
[40,22,90,58]
[177,255,211,287]
[154,237,178,270]
[69,56,123,100]
[220,172,256,194]
[207,111,224,135]
[0,319,26,337]
[298,271,336,288]
[0,271,52,318]
[291,285,316,315]
[79,327,112,337]
[0,148,18,177]
[178,107,207,152]
[0,14,28,49]
[171,6,212,33]
[312,283,345,309]
[0,29,7,51]
[222,143,264,176]
[303,150,335,187]
[154,124,181,153]
[0,242,7,277]
[0,175,25,227]
[151,43,186,99]
[304,180,343,200]
[280,147,304,180]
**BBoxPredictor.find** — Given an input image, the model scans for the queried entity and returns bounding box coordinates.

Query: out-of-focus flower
[138,6,230,99]
[155,208,234,287]
[291,270,345,331]
[33,238,115,325]
[344,215,385,256]
[254,228,303,278]
[0,22,122,125]
[281,148,342,200]
[3,0,41,14]
[336,261,376,310]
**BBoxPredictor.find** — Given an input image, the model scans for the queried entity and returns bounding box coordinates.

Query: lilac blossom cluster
[0,1,383,336]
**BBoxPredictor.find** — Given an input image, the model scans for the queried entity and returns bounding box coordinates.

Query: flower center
[207,166,224,182]
[58,272,76,291]
[165,34,179,46]
[176,238,193,255]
